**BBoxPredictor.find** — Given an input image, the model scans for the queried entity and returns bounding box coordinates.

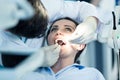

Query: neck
[51,57,74,73]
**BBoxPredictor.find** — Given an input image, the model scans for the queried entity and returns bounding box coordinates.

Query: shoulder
[82,67,101,73]
[74,64,101,74]
[81,67,105,80]
[73,64,105,80]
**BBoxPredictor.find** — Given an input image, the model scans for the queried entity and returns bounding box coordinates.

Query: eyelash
[65,28,72,32]
[50,27,73,33]
[50,28,58,32]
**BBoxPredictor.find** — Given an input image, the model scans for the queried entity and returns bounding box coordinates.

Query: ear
[76,44,85,51]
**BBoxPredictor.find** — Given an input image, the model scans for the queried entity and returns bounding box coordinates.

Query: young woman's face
[47,19,78,58]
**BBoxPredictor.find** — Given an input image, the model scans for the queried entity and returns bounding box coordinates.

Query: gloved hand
[69,17,98,44]
[14,44,61,78]
[41,44,61,67]
[0,0,34,30]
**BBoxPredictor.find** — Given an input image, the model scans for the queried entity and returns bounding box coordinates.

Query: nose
[56,30,62,35]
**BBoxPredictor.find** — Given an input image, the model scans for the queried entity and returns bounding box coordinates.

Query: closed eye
[65,28,73,32]
[64,25,75,32]
[50,25,58,32]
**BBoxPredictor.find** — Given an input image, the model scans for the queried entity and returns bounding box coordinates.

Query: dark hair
[7,0,48,38]
[46,17,84,64]
[80,0,91,3]
[2,0,48,68]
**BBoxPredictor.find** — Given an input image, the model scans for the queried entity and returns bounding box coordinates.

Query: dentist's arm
[0,44,60,80]
[14,44,60,79]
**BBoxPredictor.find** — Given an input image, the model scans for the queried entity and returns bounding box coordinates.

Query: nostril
[56,31,62,35]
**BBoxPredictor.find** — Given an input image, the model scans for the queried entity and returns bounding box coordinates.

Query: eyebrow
[51,24,76,30]
[52,25,58,28]
[64,25,76,30]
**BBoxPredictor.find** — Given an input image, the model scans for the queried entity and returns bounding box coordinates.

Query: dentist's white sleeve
[41,0,100,23]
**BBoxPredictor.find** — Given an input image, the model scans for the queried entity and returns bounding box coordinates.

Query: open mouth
[56,40,66,46]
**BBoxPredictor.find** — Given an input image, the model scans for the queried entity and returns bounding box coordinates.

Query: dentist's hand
[69,17,98,44]
[42,44,61,67]
[14,44,61,78]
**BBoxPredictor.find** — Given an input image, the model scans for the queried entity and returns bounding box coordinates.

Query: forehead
[52,19,76,27]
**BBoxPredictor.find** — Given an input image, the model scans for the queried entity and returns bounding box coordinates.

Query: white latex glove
[41,44,61,67]
[69,17,98,44]
[0,0,34,30]
[14,44,60,79]
[0,44,60,80]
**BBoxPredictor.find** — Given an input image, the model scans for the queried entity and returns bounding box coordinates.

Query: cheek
[47,34,54,45]
[61,44,77,54]
[60,45,77,58]
[65,35,72,40]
